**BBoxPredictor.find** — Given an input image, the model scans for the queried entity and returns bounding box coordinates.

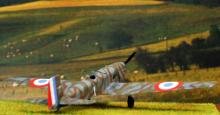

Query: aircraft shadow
[21,102,205,114]
[63,103,205,112]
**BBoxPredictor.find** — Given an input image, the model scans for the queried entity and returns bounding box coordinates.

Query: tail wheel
[127,95,134,108]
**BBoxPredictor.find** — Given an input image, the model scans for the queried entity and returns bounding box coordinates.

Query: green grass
[0,100,218,115]
[0,3,220,65]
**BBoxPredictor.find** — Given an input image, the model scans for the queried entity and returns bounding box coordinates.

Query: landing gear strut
[55,104,62,113]
[127,95,134,108]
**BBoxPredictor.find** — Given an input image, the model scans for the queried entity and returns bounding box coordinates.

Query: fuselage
[60,62,126,100]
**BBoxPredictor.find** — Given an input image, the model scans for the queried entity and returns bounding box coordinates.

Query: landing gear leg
[55,105,61,113]
[127,95,134,108]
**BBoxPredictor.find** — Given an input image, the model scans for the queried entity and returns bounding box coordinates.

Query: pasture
[0,2,220,65]
[0,100,218,115]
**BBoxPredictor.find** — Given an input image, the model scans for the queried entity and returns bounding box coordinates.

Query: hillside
[0,1,220,65]
[69,31,209,61]
[0,0,164,12]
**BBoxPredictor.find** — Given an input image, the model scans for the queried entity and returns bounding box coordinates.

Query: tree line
[0,0,34,7]
[168,0,220,7]
[135,24,220,73]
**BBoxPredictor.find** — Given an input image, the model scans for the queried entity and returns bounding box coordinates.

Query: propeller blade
[124,52,136,64]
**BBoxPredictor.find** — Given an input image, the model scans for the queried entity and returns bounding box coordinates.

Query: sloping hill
[0,2,220,65]
[0,0,164,12]
[70,31,209,61]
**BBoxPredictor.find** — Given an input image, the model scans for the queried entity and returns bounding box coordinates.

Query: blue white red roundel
[29,78,49,88]
[154,82,183,92]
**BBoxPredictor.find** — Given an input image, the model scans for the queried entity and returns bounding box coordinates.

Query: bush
[0,0,34,6]
[135,47,159,73]
[171,0,220,7]
[107,29,133,49]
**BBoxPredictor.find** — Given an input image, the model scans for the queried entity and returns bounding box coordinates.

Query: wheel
[54,106,60,113]
[55,104,61,113]
[127,95,134,108]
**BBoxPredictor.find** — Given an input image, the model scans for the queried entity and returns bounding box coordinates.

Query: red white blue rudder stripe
[47,76,59,110]
[154,82,183,92]
[29,77,59,110]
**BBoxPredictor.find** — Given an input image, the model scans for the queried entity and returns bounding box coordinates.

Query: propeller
[124,52,136,65]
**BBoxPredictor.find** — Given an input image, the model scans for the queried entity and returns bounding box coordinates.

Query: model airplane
[3,52,217,111]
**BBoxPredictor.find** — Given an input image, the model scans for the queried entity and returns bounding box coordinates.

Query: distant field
[0,0,164,12]
[71,31,209,61]
[0,3,220,65]
[0,57,220,82]
[0,100,218,115]
[0,57,124,80]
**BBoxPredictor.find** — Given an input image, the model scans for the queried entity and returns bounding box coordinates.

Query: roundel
[30,79,49,87]
[154,82,183,92]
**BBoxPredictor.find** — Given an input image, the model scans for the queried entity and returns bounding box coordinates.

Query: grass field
[0,100,218,115]
[0,2,220,65]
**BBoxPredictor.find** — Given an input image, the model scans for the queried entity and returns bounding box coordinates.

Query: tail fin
[29,76,61,111]
[47,76,61,111]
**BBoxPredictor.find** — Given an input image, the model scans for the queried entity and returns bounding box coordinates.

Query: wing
[1,77,31,87]
[1,77,50,87]
[103,81,217,96]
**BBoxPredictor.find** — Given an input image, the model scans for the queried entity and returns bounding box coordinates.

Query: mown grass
[0,100,218,115]
[0,3,220,65]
